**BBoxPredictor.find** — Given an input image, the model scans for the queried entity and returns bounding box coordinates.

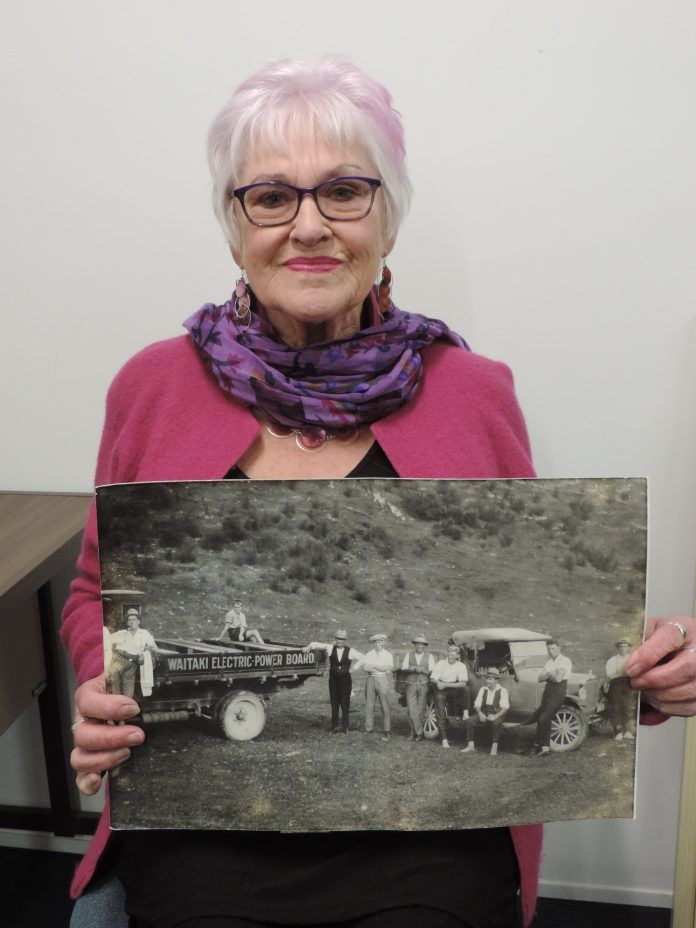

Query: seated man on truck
[218,598,264,645]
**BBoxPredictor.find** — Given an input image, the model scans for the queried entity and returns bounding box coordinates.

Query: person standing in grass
[307,629,365,733]
[606,639,635,742]
[401,635,435,741]
[360,633,394,740]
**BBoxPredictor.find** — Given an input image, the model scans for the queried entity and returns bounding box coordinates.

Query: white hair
[207,56,412,251]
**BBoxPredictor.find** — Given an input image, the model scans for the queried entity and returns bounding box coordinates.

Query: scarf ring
[183,288,469,431]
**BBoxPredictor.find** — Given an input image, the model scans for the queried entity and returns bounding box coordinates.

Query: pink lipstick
[284,257,342,273]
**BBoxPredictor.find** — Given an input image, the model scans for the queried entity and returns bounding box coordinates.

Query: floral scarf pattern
[183,288,469,430]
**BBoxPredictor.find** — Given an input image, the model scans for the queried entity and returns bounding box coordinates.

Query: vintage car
[102,589,326,742]
[396,627,600,752]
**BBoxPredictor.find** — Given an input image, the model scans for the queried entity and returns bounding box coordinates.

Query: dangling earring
[233,271,251,323]
[377,262,393,320]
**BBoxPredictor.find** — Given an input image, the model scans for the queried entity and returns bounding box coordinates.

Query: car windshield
[510,641,549,666]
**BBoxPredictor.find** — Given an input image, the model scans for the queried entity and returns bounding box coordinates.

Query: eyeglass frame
[231,176,383,227]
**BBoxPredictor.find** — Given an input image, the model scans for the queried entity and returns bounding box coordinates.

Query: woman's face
[231,137,395,347]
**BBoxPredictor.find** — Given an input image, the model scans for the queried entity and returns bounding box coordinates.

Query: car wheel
[216,691,266,741]
[549,704,587,752]
[589,715,613,736]
[423,699,440,740]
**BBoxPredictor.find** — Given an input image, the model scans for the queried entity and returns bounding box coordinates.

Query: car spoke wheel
[549,705,587,752]
[589,715,613,736]
[423,699,440,739]
[217,691,266,741]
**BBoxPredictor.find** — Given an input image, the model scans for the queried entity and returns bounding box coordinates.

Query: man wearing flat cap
[307,631,365,733]
[108,608,158,698]
[461,668,509,756]
[358,633,394,740]
[605,639,635,742]
[401,635,435,741]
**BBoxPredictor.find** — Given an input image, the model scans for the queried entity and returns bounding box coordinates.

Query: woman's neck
[262,304,364,348]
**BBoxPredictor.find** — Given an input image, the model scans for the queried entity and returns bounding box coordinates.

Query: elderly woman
[63,56,696,928]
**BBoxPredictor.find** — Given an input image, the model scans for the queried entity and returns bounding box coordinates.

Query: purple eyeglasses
[232,176,383,227]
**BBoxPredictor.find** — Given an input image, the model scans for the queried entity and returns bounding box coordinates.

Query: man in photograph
[401,635,436,741]
[358,633,394,740]
[307,630,365,733]
[520,639,572,757]
[107,608,158,698]
[606,638,635,742]
[218,597,264,644]
[430,644,469,748]
[461,668,509,755]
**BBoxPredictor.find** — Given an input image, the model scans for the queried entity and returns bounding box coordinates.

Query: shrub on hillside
[178,543,196,563]
[202,531,226,551]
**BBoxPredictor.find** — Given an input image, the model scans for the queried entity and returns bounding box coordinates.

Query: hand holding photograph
[96,477,646,832]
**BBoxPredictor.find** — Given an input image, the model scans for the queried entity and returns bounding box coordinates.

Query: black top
[224,439,399,480]
[115,443,519,928]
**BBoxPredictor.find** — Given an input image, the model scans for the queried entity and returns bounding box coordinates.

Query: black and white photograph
[97,476,646,833]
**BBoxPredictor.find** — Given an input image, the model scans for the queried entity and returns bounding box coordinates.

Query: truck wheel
[216,691,266,741]
[422,699,440,740]
[549,704,587,753]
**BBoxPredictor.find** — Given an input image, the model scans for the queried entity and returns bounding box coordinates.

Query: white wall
[1,0,694,907]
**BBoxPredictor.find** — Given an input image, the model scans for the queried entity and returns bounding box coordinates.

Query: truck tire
[216,691,266,741]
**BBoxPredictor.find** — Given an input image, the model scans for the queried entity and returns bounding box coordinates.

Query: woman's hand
[71,675,144,795]
[625,617,696,717]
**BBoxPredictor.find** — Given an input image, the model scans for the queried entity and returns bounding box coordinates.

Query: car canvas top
[451,628,551,644]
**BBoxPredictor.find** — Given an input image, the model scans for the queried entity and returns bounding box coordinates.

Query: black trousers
[329,670,352,730]
[171,909,473,928]
[526,680,567,747]
[608,677,634,733]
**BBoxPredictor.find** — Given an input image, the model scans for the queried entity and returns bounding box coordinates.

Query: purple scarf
[183,288,469,430]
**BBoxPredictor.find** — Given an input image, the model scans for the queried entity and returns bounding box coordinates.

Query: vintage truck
[102,589,326,741]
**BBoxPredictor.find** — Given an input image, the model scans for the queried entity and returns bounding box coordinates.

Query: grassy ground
[111,671,635,831]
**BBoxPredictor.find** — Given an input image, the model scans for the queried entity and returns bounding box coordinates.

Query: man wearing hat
[358,634,394,740]
[430,644,469,748]
[108,608,158,698]
[461,669,510,756]
[401,635,435,741]
[605,639,635,742]
[307,631,365,733]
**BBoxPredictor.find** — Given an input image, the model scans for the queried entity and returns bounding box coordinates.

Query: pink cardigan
[62,334,541,924]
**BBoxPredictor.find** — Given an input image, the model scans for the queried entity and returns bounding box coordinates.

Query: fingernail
[127,731,144,745]
[120,704,140,718]
[117,748,132,762]
[625,661,642,677]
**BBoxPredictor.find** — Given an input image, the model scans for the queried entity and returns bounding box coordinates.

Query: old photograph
[96,477,647,832]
